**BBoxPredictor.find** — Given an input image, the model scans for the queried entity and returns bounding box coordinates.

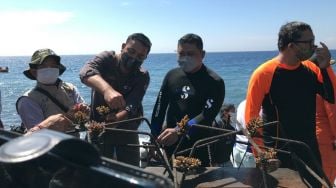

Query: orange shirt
[316,66,336,144]
[245,58,333,157]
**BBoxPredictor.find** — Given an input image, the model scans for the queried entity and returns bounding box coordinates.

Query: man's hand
[315,42,331,69]
[83,75,126,111]
[103,88,126,110]
[26,114,73,135]
[43,114,73,132]
[157,128,179,146]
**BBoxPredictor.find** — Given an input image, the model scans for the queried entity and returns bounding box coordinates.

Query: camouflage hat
[23,48,66,80]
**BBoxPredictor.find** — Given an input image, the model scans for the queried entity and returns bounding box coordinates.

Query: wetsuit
[245,58,334,187]
[151,64,225,166]
[80,51,149,166]
[316,66,336,183]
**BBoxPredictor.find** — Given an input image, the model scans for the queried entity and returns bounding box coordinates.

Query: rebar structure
[67,117,332,188]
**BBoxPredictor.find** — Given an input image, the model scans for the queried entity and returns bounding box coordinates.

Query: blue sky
[0,0,335,55]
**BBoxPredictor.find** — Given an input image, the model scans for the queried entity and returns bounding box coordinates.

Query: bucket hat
[23,48,66,80]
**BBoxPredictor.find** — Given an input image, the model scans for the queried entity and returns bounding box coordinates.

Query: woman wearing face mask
[16,49,85,133]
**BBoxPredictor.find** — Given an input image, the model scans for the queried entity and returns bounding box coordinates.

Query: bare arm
[26,114,73,134]
[82,74,126,110]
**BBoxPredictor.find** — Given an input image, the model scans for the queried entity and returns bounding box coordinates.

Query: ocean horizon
[0,50,335,132]
[2,49,336,57]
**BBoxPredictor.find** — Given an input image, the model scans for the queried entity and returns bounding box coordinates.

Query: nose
[130,54,145,62]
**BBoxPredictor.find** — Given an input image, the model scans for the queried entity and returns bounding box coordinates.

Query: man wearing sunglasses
[80,33,152,167]
[245,21,333,187]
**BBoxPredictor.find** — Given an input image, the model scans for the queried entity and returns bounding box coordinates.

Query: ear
[288,42,296,49]
[30,69,37,79]
[201,50,206,59]
[121,43,126,51]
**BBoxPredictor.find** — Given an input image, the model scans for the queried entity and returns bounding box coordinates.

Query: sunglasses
[293,39,315,47]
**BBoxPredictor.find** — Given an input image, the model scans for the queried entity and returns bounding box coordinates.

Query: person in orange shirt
[315,59,336,185]
[245,21,333,187]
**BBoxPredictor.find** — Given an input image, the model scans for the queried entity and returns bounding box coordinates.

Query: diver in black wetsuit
[150,33,225,166]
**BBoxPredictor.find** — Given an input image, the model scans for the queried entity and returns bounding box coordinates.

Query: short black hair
[220,103,235,114]
[178,33,203,51]
[277,21,312,51]
[126,33,152,54]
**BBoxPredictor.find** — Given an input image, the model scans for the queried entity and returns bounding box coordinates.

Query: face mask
[121,53,143,72]
[36,68,59,84]
[178,56,198,73]
[296,47,315,61]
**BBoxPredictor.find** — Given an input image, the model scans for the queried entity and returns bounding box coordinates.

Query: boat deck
[145,166,307,188]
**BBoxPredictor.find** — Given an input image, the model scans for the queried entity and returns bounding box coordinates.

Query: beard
[120,53,143,72]
[296,48,315,61]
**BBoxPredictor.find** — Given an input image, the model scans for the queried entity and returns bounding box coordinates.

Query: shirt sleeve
[79,51,115,81]
[245,60,276,156]
[303,60,334,103]
[151,74,170,137]
[322,66,336,138]
[17,97,44,129]
[245,67,272,125]
[235,100,246,131]
[319,68,335,103]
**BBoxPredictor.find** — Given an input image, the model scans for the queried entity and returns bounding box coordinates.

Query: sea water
[0,50,335,132]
